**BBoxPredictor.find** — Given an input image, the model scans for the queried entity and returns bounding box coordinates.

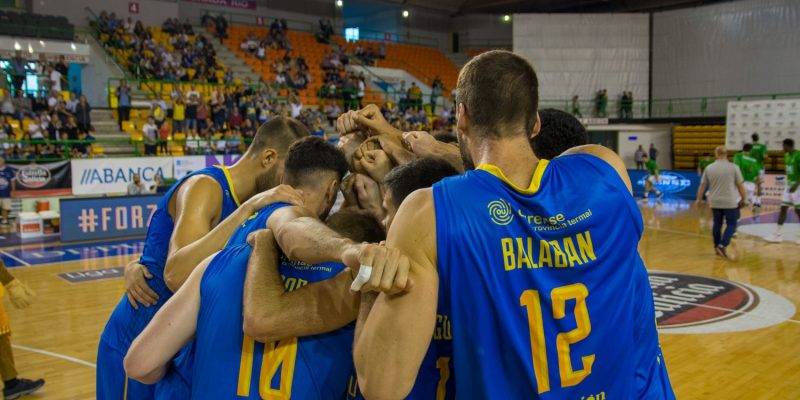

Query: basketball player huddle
[99,51,677,399]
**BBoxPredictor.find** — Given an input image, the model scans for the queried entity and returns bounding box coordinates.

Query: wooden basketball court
[2,199,799,399]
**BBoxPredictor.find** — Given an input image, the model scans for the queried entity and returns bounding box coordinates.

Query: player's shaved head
[532,109,588,160]
[247,117,310,157]
[455,50,539,140]
[715,146,728,158]
[743,143,753,152]
[250,117,311,192]
[326,209,386,244]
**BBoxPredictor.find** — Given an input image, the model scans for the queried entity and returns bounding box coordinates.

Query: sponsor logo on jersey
[488,199,513,226]
[651,271,794,334]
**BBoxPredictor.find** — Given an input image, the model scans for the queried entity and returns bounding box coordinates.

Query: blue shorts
[154,342,194,399]
[96,339,155,400]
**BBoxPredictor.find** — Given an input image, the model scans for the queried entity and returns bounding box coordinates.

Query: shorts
[96,339,155,400]
[744,182,757,204]
[0,198,10,211]
[782,185,800,207]
[646,175,657,185]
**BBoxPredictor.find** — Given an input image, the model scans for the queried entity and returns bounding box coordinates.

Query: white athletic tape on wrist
[350,265,373,291]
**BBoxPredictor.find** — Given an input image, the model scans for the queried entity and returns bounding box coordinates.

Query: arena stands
[0,11,74,41]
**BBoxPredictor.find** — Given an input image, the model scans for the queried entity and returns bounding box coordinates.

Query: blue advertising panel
[628,169,701,200]
[59,195,162,242]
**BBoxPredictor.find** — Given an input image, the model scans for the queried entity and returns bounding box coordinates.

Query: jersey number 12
[520,283,595,394]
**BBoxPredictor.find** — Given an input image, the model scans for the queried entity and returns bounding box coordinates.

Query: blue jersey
[191,243,354,399]
[97,165,241,400]
[432,155,675,399]
[100,165,241,350]
[226,202,292,247]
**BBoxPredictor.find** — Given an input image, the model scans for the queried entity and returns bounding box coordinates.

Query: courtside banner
[59,194,161,242]
[71,158,174,195]
[8,160,71,191]
[761,174,786,204]
[628,169,701,200]
[173,156,206,179]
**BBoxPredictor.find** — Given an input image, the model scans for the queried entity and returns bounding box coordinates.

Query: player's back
[432,154,674,399]
[191,243,354,399]
[751,143,766,165]
[734,154,759,182]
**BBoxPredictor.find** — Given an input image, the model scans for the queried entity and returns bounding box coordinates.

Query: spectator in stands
[224,130,242,155]
[184,86,199,134]
[241,118,255,139]
[196,99,209,134]
[55,56,69,90]
[228,107,243,131]
[173,97,186,135]
[215,15,228,44]
[430,76,443,113]
[0,95,14,119]
[142,116,158,156]
[324,101,341,127]
[357,76,366,109]
[47,65,62,93]
[150,96,167,128]
[211,92,227,131]
[8,51,27,96]
[65,92,78,113]
[408,82,422,109]
[115,80,132,131]
[158,121,170,155]
[0,157,13,224]
[74,95,92,133]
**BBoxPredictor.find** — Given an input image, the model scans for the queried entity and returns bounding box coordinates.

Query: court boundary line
[646,226,768,244]
[12,344,96,368]
[0,250,31,266]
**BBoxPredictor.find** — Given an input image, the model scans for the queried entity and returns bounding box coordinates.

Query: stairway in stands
[91,109,137,157]
[444,52,470,69]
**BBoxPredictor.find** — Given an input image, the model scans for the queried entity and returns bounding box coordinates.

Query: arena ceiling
[382,0,733,14]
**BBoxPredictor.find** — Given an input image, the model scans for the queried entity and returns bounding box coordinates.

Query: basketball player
[352,50,675,399]
[751,133,768,180]
[531,108,588,160]
[642,153,664,201]
[97,117,308,400]
[766,138,800,243]
[733,143,761,211]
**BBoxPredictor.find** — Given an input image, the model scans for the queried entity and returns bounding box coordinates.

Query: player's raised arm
[242,229,359,342]
[266,205,362,265]
[561,144,633,193]
[353,189,439,399]
[124,253,216,384]
[163,177,303,292]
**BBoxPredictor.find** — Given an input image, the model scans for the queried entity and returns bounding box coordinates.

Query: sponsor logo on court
[15,165,51,188]
[58,267,124,283]
[488,199,514,225]
[636,172,692,194]
[651,271,795,334]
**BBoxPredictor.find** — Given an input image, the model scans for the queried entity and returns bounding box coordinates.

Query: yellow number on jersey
[520,283,594,394]
[436,356,451,400]
[237,334,299,399]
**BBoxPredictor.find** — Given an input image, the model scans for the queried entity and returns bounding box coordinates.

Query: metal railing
[0,137,255,160]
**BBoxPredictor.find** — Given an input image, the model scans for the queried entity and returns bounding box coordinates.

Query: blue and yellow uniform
[96,166,241,400]
[191,202,354,398]
[432,155,675,399]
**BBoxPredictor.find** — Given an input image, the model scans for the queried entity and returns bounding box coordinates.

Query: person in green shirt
[733,144,762,211]
[750,133,767,173]
[642,153,663,201]
[697,154,714,175]
[766,138,800,243]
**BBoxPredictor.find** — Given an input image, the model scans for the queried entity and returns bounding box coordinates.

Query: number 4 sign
[129,2,139,14]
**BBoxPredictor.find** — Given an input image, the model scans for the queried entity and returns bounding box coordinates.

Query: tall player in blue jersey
[96,117,308,400]
[354,50,675,399]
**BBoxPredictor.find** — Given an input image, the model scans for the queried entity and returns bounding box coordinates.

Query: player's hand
[247,229,278,254]
[739,200,746,209]
[403,131,439,157]
[353,104,400,137]
[6,279,35,309]
[124,259,159,309]
[356,149,394,183]
[245,184,304,213]
[336,110,367,137]
[342,243,412,295]
[370,133,412,164]
[337,133,365,171]
[354,174,386,220]
[695,199,703,208]
[340,174,359,209]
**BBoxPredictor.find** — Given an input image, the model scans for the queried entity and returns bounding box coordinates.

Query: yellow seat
[131,133,144,141]
[122,121,135,133]
[91,145,105,155]
[173,133,186,140]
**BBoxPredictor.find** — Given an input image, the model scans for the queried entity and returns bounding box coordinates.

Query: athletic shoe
[716,245,735,261]
[714,245,724,257]
[765,233,783,243]
[3,378,45,400]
